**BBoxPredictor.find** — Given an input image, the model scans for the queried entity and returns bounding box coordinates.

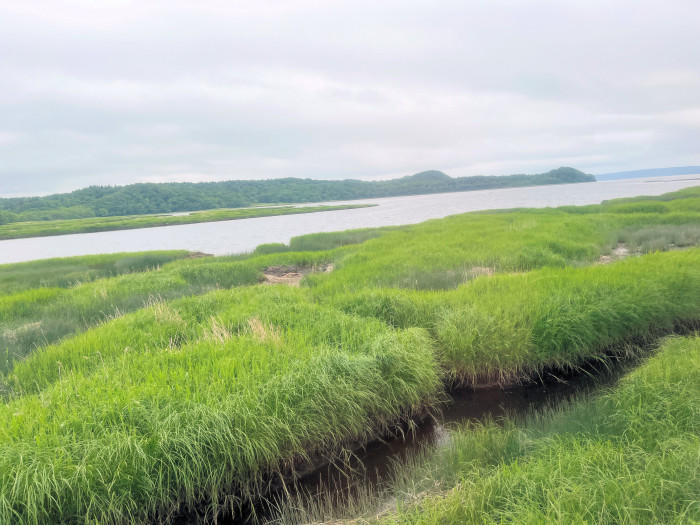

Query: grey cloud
[0,0,699,195]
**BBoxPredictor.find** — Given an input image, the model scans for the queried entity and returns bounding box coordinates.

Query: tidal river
[1,175,699,264]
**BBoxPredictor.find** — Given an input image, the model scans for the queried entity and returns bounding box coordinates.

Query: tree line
[0,167,594,224]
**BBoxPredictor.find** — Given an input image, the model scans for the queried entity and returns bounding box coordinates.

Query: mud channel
[204,356,638,524]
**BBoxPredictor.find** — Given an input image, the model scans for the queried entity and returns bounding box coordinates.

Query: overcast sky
[1,0,699,196]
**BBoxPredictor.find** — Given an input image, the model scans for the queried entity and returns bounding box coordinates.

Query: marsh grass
[0,271,211,374]
[302,186,700,294]
[331,249,700,385]
[303,211,613,292]
[0,286,442,524]
[252,228,401,256]
[3,187,700,523]
[0,204,370,240]
[378,335,700,524]
[0,249,344,375]
[616,223,700,253]
[0,251,190,294]
[433,249,700,384]
[288,227,401,252]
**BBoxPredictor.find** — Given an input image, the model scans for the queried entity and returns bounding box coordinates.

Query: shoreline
[0,203,373,241]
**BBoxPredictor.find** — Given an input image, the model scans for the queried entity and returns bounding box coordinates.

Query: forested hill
[0,167,594,223]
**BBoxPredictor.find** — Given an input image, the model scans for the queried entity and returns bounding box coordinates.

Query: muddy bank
[171,323,700,524]
[263,264,334,286]
[255,322,699,523]
[169,405,437,525]
[253,358,636,524]
[597,243,631,264]
[182,355,636,525]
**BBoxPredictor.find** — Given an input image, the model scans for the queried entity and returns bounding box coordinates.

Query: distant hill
[0,167,594,224]
[597,166,700,181]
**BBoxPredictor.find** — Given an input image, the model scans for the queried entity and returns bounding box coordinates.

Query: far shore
[0,203,374,241]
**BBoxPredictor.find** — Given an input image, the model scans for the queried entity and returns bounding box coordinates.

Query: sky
[1,0,699,196]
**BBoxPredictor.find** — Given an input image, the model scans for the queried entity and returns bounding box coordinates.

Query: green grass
[0,286,441,523]
[2,186,700,523]
[617,223,700,253]
[0,248,351,375]
[252,227,403,255]
[0,261,258,375]
[334,249,700,385]
[0,204,371,240]
[378,334,700,524]
[0,251,191,295]
[305,210,612,292]
[302,186,700,294]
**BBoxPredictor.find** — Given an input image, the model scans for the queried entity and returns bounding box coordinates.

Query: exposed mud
[188,356,638,525]
[263,264,334,286]
[257,360,634,524]
[186,251,213,259]
[172,326,699,525]
[467,266,495,278]
[597,243,631,264]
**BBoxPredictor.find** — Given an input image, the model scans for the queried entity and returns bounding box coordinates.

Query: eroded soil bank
[260,360,634,524]
[171,318,700,524]
[176,355,637,524]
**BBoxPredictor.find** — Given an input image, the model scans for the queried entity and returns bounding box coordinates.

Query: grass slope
[0,247,352,375]
[307,186,700,293]
[0,251,190,295]
[0,287,441,523]
[1,186,700,523]
[380,335,700,524]
[335,249,700,384]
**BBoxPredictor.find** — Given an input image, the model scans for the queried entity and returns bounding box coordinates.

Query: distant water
[1,175,698,264]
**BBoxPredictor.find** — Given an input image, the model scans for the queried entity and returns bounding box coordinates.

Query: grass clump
[2,186,700,523]
[0,251,190,294]
[250,227,399,256]
[617,224,700,253]
[253,242,290,255]
[288,227,399,252]
[299,185,700,294]
[379,334,700,524]
[0,246,353,375]
[306,211,612,292]
[0,259,265,374]
[0,286,442,524]
[333,249,700,385]
[433,249,700,384]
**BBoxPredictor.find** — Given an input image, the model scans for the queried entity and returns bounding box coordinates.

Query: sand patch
[263,264,334,286]
[468,266,495,278]
[185,251,212,259]
[598,243,631,264]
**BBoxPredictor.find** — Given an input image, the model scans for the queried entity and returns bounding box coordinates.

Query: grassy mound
[0,250,342,374]
[2,186,700,523]
[0,287,441,523]
[334,249,700,384]
[380,334,700,524]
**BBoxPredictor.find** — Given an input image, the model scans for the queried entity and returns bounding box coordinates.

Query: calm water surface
[1,175,699,264]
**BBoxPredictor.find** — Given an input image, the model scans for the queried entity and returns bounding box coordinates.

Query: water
[214,359,635,524]
[1,175,699,264]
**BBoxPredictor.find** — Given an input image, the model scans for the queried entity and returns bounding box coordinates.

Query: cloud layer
[1,0,699,195]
